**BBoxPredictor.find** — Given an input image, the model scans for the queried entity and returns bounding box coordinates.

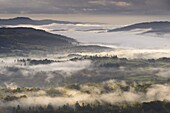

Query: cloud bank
[0,0,169,15]
[2,81,170,108]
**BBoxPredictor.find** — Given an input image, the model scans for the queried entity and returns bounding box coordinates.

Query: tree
[75,101,81,111]
[47,104,54,112]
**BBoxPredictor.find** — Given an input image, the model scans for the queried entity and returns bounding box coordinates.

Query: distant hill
[0,17,83,25]
[108,21,170,35]
[0,27,77,54]
[0,27,111,55]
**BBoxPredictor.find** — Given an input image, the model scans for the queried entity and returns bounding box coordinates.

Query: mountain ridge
[0,27,111,55]
[0,27,78,53]
[0,17,84,25]
[108,21,170,35]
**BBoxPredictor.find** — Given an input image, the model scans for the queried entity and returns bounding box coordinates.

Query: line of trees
[9,100,170,113]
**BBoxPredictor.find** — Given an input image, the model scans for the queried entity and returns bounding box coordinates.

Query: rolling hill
[0,27,77,53]
[0,17,82,26]
[0,27,111,55]
[108,21,170,35]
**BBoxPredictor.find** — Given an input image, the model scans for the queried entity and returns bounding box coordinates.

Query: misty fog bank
[1,80,170,108]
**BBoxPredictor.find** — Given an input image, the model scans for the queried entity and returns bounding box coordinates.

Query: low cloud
[1,80,170,108]
[0,58,92,85]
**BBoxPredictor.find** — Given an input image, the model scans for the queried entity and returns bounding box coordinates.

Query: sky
[0,0,170,24]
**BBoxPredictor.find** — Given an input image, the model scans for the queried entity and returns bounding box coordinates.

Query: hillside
[0,17,82,25]
[108,21,170,34]
[0,27,77,53]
